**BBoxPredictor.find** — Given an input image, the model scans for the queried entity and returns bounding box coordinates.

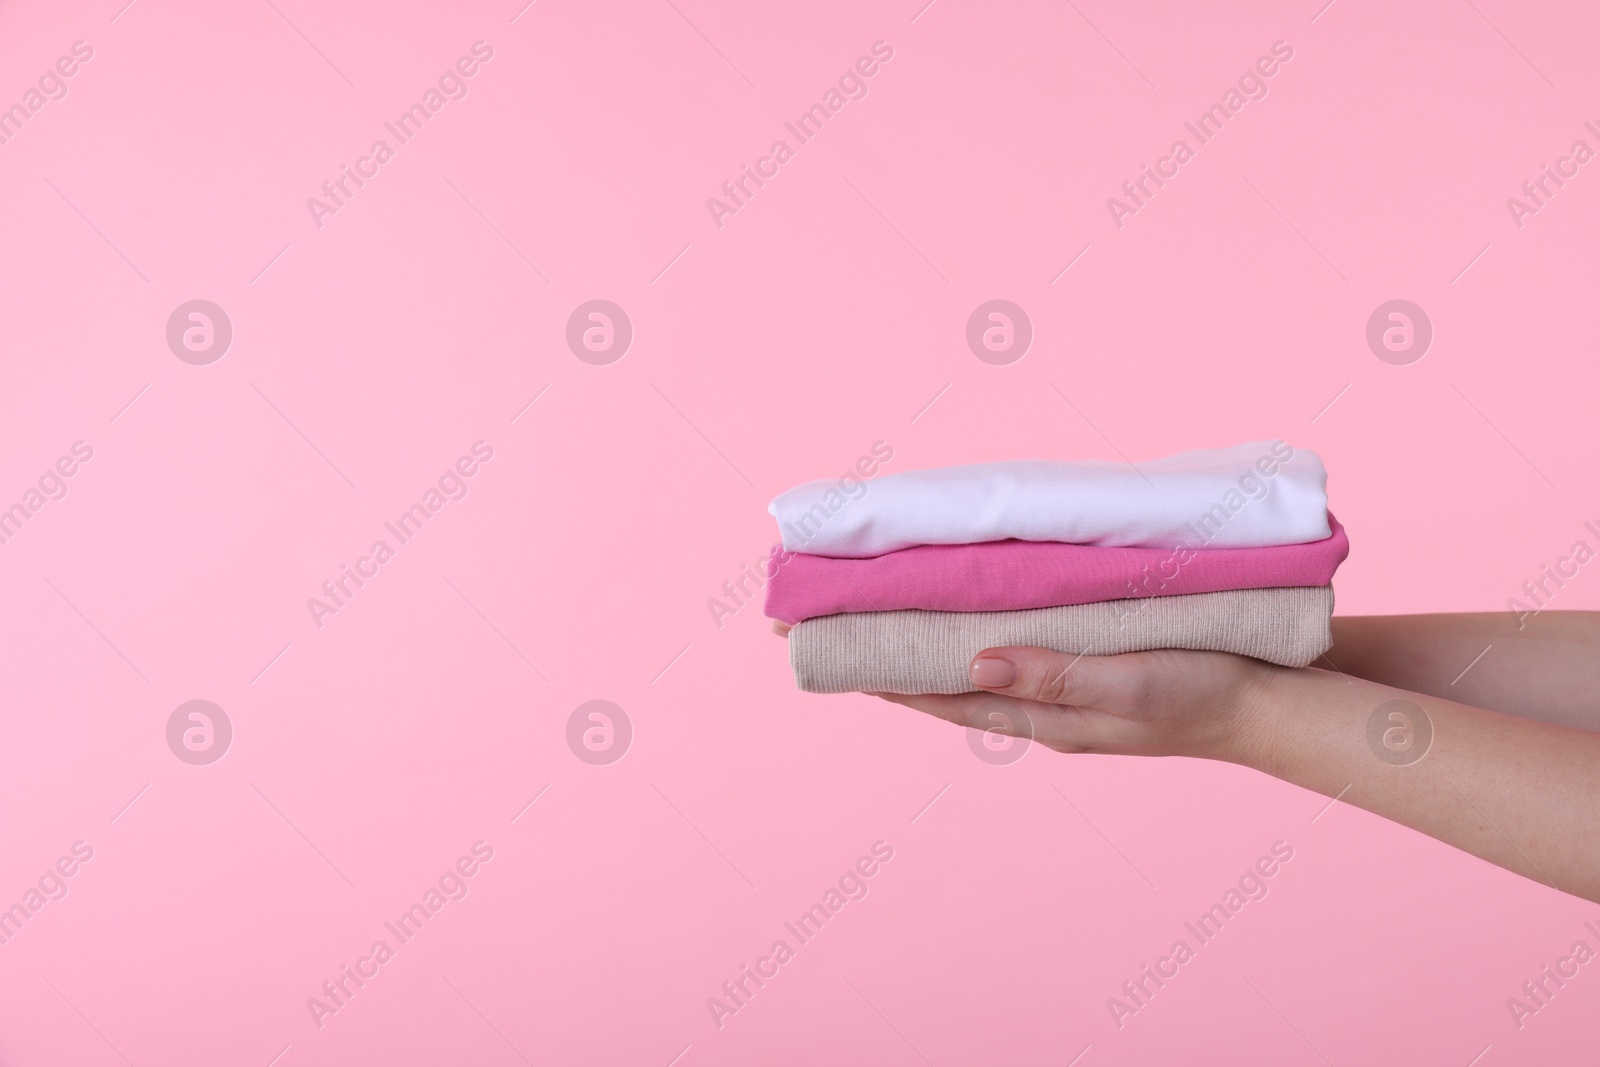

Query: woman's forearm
[1325,612,1600,731]
[1239,665,1600,903]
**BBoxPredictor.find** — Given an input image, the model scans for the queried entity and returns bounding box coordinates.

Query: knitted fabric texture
[765,515,1348,624]
[788,586,1334,694]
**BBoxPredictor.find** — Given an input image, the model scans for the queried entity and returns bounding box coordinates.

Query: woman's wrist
[1215,660,1374,778]
[1153,655,1296,766]
[1210,659,1296,769]
[1224,663,1409,794]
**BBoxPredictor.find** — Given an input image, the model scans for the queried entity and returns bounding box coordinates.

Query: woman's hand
[776,617,1278,759]
[872,646,1279,761]
[776,619,1600,901]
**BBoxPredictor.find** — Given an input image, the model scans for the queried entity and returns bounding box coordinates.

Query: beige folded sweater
[789,586,1334,694]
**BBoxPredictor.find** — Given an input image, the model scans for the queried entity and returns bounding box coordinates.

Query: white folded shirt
[769,440,1330,557]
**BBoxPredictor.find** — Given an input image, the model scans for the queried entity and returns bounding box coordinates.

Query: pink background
[2,0,1598,1062]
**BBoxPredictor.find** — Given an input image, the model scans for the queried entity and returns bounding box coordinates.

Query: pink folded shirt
[764,514,1349,624]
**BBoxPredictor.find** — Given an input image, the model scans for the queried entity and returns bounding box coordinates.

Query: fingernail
[970,657,1016,688]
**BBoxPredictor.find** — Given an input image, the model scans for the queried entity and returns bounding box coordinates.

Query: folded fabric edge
[764,514,1348,623]
[787,586,1335,695]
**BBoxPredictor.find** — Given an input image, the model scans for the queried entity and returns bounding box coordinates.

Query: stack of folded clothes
[765,441,1348,695]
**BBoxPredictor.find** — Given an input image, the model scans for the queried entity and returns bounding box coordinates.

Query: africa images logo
[305,42,495,229]
[705,41,895,229]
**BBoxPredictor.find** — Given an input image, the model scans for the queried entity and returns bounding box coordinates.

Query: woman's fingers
[870,649,1275,759]
[873,691,1110,753]
[873,692,1040,739]
[967,647,1141,709]
[871,691,991,730]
